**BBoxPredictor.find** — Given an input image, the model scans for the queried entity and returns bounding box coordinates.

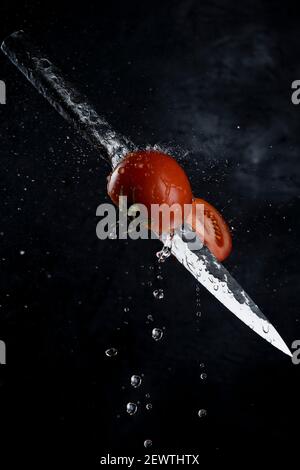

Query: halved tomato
[186,198,232,261]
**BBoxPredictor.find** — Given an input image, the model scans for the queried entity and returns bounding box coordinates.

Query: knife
[1,30,292,357]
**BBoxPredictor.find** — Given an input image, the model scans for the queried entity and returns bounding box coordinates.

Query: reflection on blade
[169,229,292,357]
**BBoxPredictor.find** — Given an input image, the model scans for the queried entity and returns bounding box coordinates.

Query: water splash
[156,232,174,263]
[195,283,201,319]
[1,31,134,168]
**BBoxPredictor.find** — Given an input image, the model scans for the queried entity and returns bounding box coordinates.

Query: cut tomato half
[186,198,232,262]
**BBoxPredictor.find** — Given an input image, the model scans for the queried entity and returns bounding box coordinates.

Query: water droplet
[156,245,172,263]
[199,362,205,368]
[263,322,270,334]
[126,402,137,415]
[153,289,164,300]
[130,375,142,388]
[152,328,163,341]
[41,58,53,69]
[105,348,118,357]
[200,373,207,380]
[146,403,152,410]
[198,409,207,418]
[156,233,173,263]
[144,439,152,448]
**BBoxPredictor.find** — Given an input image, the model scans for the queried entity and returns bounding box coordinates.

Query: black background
[0,0,300,465]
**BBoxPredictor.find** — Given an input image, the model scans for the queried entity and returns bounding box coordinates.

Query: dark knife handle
[1,30,134,168]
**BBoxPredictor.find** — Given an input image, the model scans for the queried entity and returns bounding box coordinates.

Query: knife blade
[167,228,292,356]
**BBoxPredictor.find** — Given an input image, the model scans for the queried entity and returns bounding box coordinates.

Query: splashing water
[156,245,172,263]
[1,31,134,168]
[156,232,174,263]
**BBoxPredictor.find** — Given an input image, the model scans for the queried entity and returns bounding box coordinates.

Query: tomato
[107,150,193,232]
[186,198,232,261]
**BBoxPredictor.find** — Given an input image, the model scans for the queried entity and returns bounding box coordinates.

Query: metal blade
[169,229,292,357]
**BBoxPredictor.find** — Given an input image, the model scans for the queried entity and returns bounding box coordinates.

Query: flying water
[156,232,174,263]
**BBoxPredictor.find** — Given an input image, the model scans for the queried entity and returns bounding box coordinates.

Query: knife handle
[1,30,134,168]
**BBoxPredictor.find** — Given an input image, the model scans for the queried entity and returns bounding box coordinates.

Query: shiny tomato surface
[107,150,193,232]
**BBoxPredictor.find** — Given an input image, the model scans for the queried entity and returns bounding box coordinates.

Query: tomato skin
[107,150,193,232]
[186,198,232,262]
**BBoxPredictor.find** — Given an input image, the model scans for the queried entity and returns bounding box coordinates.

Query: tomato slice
[186,198,232,262]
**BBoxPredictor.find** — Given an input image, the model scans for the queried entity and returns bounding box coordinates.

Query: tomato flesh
[107,150,193,232]
[186,198,232,261]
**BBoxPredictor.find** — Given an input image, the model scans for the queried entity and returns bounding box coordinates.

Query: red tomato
[186,198,232,261]
[107,150,193,232]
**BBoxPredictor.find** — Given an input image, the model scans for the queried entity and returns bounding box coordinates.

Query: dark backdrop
[0,0,300,464]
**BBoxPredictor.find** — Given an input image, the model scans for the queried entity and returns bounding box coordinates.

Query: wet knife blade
[168,229,292,356]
